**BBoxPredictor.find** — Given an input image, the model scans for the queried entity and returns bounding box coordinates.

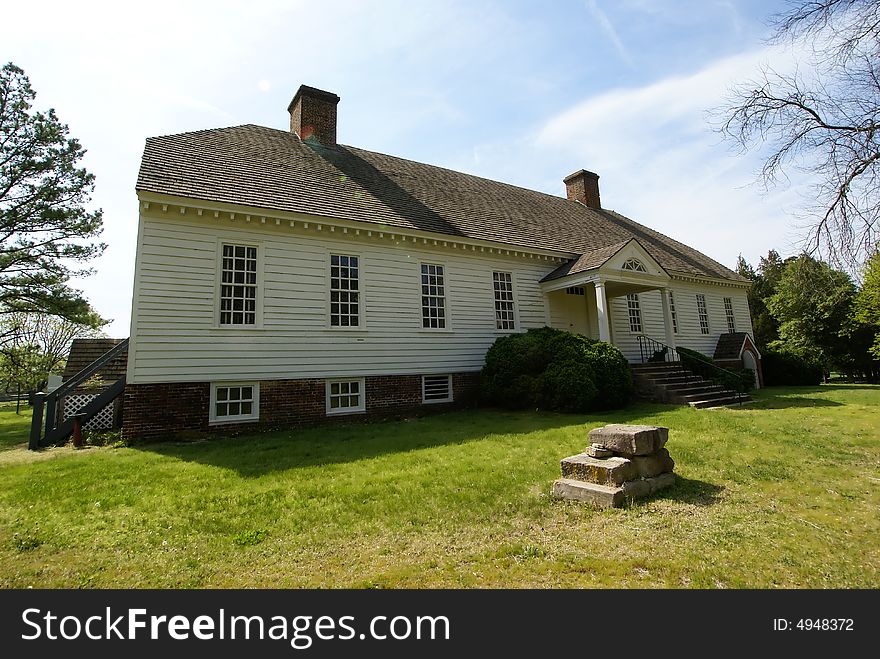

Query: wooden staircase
[631,361,752,408]
[29,338,129,449]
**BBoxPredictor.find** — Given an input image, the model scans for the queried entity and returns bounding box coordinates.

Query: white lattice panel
[63,394,115,430]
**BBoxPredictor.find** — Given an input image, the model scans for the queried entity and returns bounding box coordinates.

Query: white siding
[606,283,753,362]
[129,212,555,384]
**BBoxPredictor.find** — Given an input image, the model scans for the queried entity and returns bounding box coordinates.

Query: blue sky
[1,0,807,336]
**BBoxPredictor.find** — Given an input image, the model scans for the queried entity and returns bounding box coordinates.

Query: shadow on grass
[662,476,725,506]
[744,397,843,410]
[132,405,681,478]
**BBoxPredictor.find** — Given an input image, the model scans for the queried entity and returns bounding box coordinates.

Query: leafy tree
[0,62,105,334]
[0,312,103,395]
[766,254,857,372]
[854,251,880,357]
[736,249,788,347]
[719,0,880,269]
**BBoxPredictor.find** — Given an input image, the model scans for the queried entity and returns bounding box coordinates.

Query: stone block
[621,472,677,499]
[654,427,669,450]
[560,453,637,485]
[630,448,675,478]
[586,444,613,459]
[553,472,677,508]
[587,424,669,456]
[552,478,625,508]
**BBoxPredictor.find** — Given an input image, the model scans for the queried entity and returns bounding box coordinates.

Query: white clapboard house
[118,85,760,440]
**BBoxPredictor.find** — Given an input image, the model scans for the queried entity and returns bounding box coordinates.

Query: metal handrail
[636,335,680,364]
[637,335,748,404]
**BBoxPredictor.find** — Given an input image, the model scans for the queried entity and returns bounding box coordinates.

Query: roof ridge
[137,123,746,283]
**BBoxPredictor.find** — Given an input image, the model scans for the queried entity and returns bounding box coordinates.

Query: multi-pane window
[220,244,257,325]
[724,297,736,333]
[421,263,446,329]
[326,379,365,414]
[422,374,453,403]
[330,254,359,327]
[696,294,710,334]
[565,286,585,296]
[212,383,258,422]
[626,293,643,333]
[668,291,678,333]
[493,272,515,330]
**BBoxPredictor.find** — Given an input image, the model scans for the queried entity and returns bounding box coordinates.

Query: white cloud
[455,44,814,273]
[585,0,635,67]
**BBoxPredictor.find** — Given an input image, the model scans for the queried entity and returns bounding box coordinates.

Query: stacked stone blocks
[552,424,676,508]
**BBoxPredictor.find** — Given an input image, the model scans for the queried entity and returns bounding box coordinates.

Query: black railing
[28,338,129,450]
[636,335,749,405]
[637,335,680,363]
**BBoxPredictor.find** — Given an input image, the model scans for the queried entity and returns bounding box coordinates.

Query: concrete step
[630,361,684,370]
[677,389,736,402]
[643,376,705,386]
[664,383,724,394]
[634,370,691,380]
[688,394,752,408]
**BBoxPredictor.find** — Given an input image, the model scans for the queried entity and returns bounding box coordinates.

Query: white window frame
[723,297,736,333]
[696,294,710,335]
[419,262,448,330]
[626,293,643,333]
[325,378,366,415]
[492,271,516,331]
[565,286,585,296]
[328,252,362,329]
[215,240,262,328]
[422,374,453,404]
[668,291,678,334]
[209,382,259,424]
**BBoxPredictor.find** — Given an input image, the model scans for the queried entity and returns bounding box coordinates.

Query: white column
[595,280,611,343]
[660,287,676,349]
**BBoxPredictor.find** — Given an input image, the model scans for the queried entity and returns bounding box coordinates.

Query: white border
[209,381,260,424]
[422,374,453,404]
[325,377,367,415]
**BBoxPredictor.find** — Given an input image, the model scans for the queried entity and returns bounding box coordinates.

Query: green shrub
[762,349,823,386]
[676,346,755,393]
[481,327,632,412]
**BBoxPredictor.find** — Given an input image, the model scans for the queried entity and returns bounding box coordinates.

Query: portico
[540,239,676,358]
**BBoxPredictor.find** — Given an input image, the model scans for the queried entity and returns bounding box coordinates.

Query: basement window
[696,294,710,334]
[626,294,643,333]
[422,374,453,404]
[326,378,365,415]
[210,383,259,423]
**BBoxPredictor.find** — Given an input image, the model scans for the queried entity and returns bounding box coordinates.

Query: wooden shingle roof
[137,124,746,283]
[62,339,128,385]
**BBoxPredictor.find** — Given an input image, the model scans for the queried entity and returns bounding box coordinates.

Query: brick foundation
[122,372,481,442]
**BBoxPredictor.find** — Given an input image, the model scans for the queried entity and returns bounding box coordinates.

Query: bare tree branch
[718,0,880,269]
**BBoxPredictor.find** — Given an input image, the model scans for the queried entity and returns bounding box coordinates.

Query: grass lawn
[0,386,878,588]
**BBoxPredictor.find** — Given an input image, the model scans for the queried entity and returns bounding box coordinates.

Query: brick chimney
[288,85,340,147]
[564,170,601,209]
